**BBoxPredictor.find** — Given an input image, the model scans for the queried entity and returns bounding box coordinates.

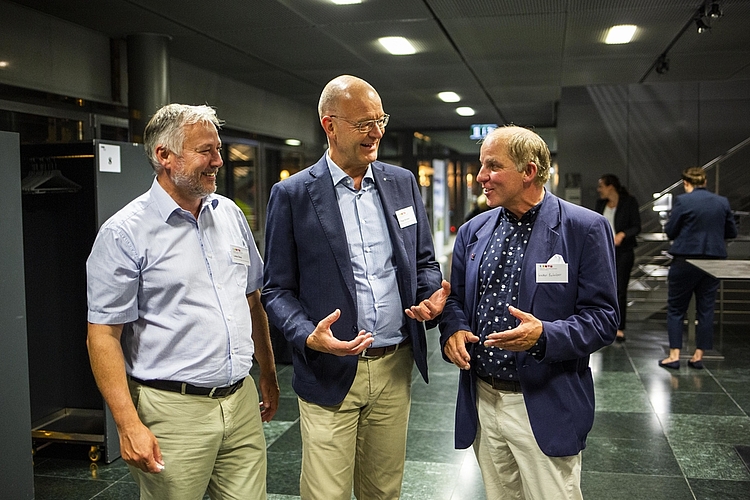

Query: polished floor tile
[30,320,750,499]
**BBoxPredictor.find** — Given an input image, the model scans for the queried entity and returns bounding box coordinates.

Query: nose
[211,149,223,168]
[476,164,489,183]
[369,123,384,139]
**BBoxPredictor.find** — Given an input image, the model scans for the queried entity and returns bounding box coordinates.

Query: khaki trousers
[127,376,267,500]
[298,346,413,500]
[474,378,583,500]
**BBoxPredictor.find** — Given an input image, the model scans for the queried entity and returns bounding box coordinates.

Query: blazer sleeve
[664,196,684,240]
[439,222,474,360]
[724,198,739,240]
[261,181,317,358]
[410,174,443,306]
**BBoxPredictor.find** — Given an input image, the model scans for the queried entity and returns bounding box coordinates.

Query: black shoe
[688,360,704,370]
[659,360,680,370]
[615,335,626,343]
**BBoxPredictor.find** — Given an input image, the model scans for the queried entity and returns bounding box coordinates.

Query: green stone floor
[32,320,750,499]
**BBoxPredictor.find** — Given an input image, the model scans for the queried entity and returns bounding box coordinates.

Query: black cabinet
[22,140,152,463]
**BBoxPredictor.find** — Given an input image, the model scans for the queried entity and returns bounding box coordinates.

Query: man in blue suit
[262,75,448,500]
[659,167,737,370]
[440,126,618,499]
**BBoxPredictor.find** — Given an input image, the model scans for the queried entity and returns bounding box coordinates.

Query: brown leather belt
[131,377,244,398]
[477,373,522,392]
[360,338,411,359]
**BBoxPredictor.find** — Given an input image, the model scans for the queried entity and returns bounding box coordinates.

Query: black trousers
[615,248,635,331]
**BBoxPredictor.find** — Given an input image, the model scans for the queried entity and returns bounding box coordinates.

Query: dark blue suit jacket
[665,187,737,258]
[440,192,619,456]
[262,155,442,406]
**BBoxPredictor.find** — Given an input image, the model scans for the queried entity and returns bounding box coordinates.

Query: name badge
[231,245,251,265]
[395,206,417,228]
[536,254,568,283]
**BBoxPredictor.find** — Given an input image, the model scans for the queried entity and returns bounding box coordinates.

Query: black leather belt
[477,373,522,392]
[360,338,411,359]
[131,377,244,398]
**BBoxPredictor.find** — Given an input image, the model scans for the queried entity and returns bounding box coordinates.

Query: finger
[440,280,451,296]
[320,309,341,328]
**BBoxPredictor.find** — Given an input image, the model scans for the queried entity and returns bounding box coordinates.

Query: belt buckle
[360,348,379,359]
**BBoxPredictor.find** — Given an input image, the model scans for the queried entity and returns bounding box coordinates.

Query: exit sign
[470,124,498,140]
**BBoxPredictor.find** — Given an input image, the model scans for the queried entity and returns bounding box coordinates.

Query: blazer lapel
[305,159,357,303]
[519,193,561,310]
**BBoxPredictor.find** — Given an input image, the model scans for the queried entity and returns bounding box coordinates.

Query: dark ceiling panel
[6,0,750,132]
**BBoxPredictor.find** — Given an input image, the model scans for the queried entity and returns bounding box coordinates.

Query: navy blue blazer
[440,193,619,456]
[262,155,442,406]
[665,187,737,258]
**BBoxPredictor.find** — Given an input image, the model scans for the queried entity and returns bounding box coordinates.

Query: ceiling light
[605,25,637,44]
[707,1,722,19]
[695,17,711,33]
[456,107,475,117]
[285,139,301,146]
[378,37,416,55]
[0,61,8,68]
[438,91,460,103]
[331,0,361,4]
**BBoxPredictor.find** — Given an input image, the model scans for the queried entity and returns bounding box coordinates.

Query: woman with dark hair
[596,174,641,342]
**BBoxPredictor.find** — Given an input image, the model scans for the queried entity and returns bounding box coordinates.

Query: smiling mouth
[202,171,217,178]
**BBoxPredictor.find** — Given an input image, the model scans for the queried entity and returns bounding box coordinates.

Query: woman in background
[596,174,641,342]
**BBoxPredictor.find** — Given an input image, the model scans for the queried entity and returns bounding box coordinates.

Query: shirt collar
[150,177,219,222]
[326,152,374,189]
[501,190,545,224]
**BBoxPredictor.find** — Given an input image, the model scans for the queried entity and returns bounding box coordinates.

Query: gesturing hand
[483,306,543,351]
[443,329,480,370]
[305,309,373,356]
[406,280,451,322]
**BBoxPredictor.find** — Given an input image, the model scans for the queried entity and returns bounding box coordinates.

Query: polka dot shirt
[474,203,546,380]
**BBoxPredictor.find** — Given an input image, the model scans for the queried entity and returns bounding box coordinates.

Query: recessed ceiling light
[285,139,301,146]
[438,91,461,103]
[0,61,9,68]
[456,107,475,117]
[605,25,637,44]
[331,0,361,4]
[378,37,416,55]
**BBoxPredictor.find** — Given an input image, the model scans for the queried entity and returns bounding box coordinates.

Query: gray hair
[144,104,223,172]
[486,126,551,186]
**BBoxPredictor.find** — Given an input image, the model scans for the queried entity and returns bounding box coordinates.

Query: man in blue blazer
[262,75,447,500]
[659,167,737,370]
[440,126,618,499]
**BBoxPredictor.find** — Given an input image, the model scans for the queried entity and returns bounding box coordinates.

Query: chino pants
[474,379,583,500]
[298,345,413,500]
[127,376,267,500]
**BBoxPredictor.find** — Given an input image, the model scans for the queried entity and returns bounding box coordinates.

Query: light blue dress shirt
[86,178,263,387]
[327,155,405,347]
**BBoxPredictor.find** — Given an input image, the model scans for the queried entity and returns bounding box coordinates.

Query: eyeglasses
[329,114,390,133]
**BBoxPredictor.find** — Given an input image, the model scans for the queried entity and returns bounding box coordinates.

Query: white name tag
[395,206,417,228]
[231,245,251,265]
[536,254,568,283]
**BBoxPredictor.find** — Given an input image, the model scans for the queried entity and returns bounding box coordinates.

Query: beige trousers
[128,376,267,500]
[474,378,583,500]
[298,346,413,500]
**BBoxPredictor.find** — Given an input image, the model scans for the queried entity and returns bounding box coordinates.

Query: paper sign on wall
[99,143,121,173]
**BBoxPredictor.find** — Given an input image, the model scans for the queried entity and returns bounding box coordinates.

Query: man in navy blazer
[440,126,618,499]
[659,167,737,370]
[262,75,447,500]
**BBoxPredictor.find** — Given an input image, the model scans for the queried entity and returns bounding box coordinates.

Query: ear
[155,145,171,169]
[523,161,538,183]
[321,116,335,136]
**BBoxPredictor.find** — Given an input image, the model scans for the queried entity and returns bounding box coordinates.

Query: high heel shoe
[659,360,680,370]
